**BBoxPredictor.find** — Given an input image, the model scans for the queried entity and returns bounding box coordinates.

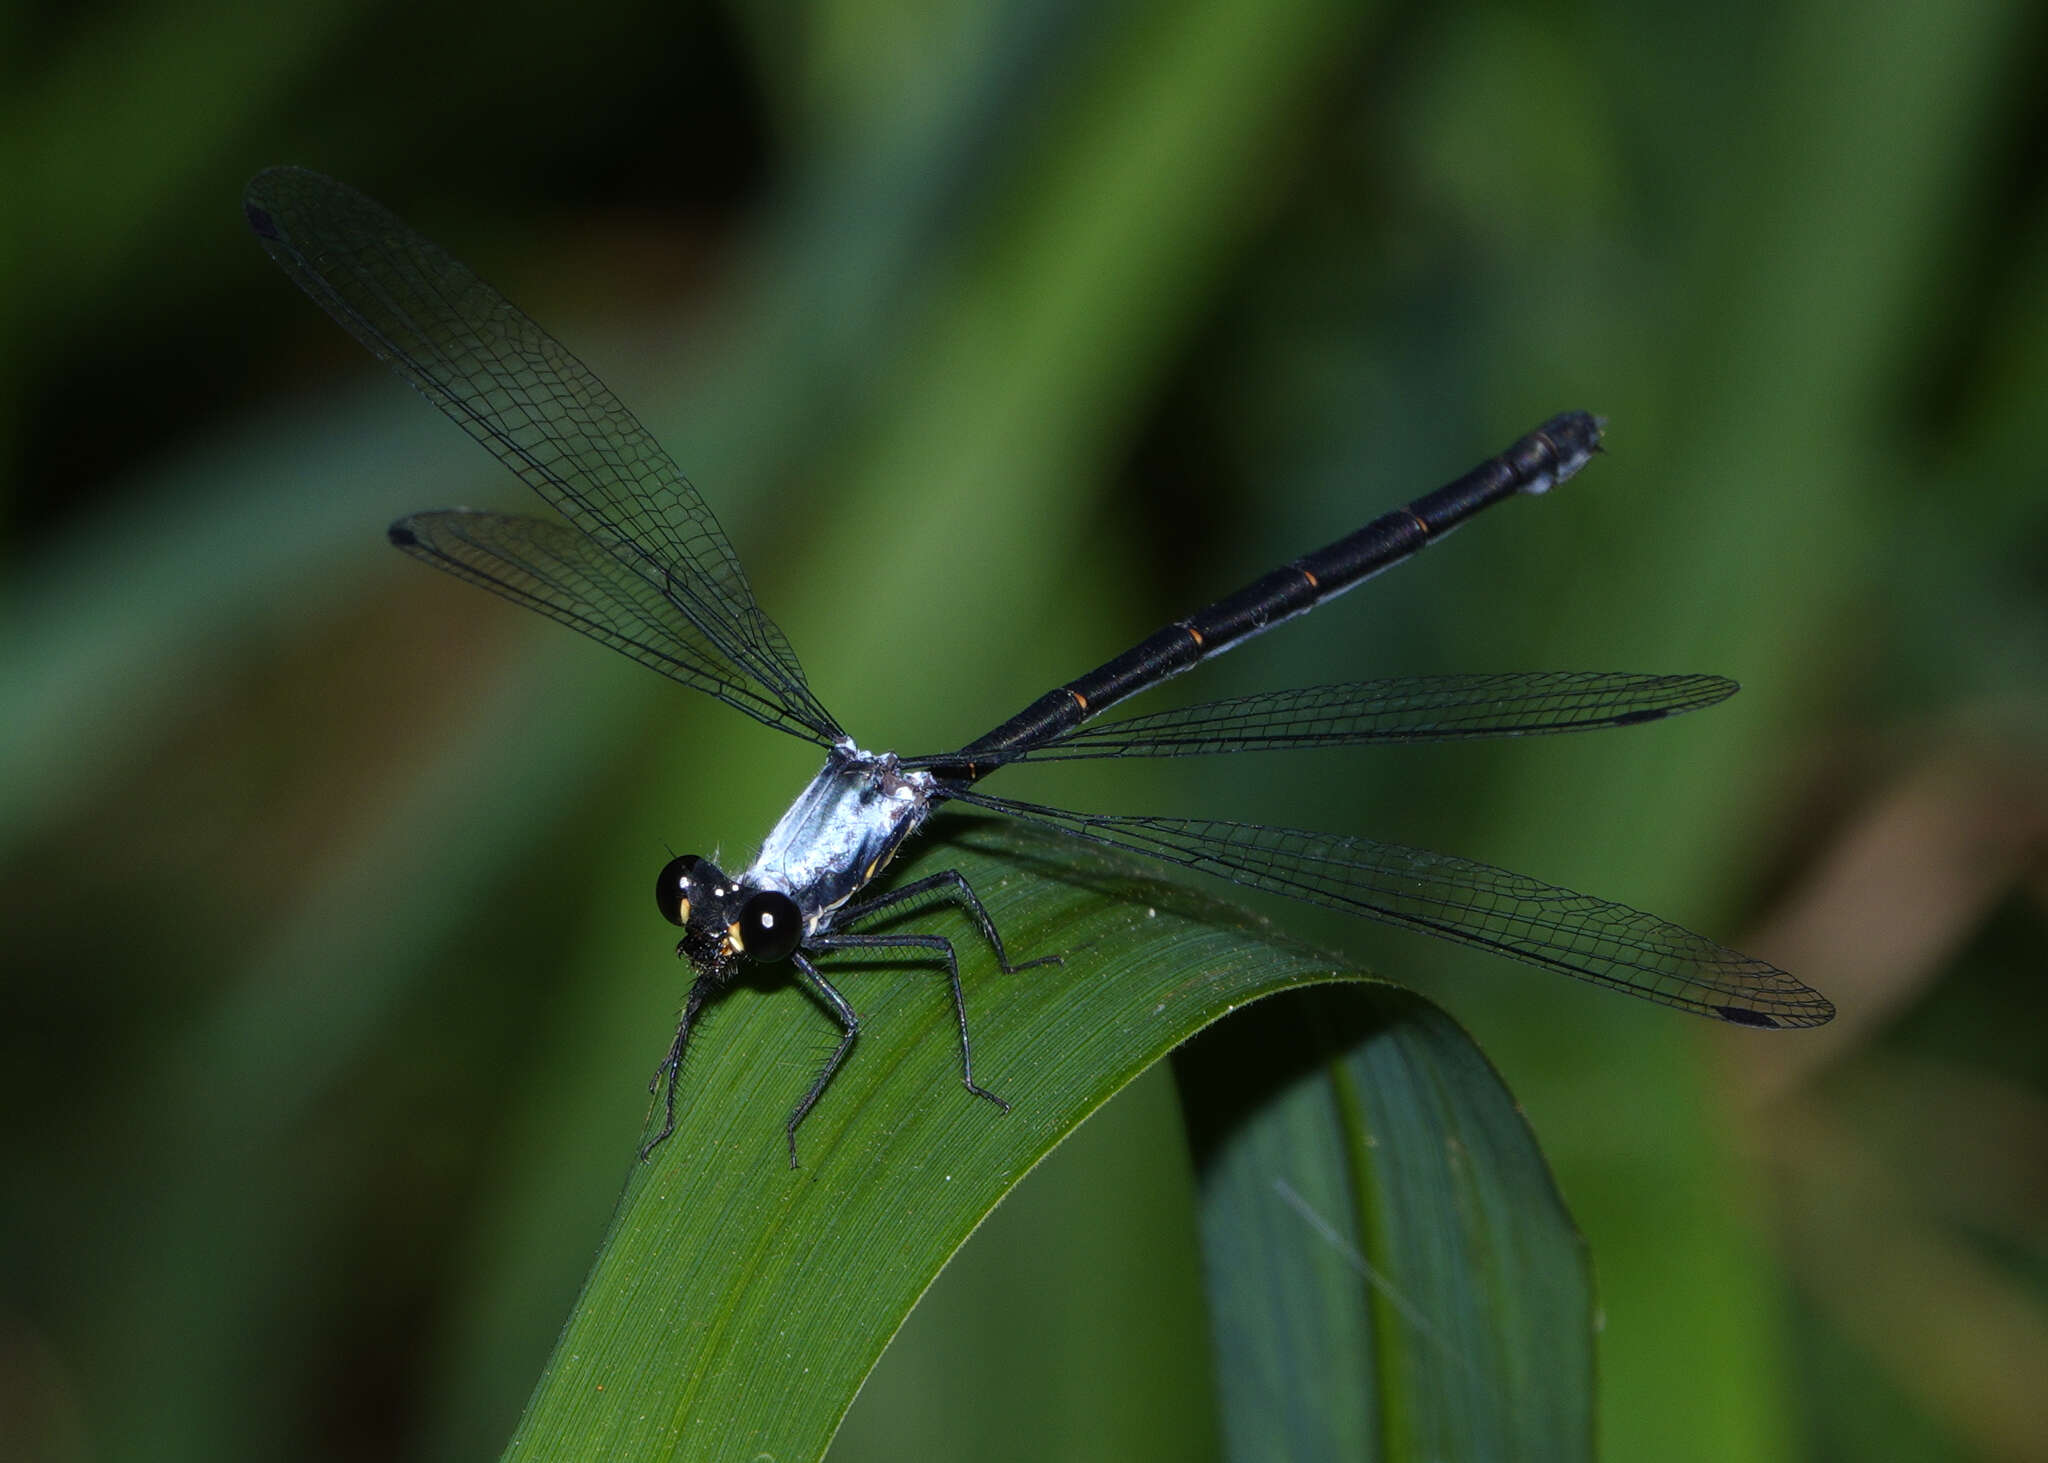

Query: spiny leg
[641,974,717,1161]
[835,869,1062,975]
[785,952,864,1168]
[808,930,1009,1115]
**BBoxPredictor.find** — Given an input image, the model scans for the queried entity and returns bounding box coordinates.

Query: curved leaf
[501,816,1587,1460]
[1180,986,1593,1462]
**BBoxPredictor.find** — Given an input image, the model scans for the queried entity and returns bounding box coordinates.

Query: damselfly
[246,168,1832,1165]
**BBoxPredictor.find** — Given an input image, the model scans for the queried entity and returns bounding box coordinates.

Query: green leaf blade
[1180,986,1593,1463]
[502,816,1588,1462]
[502,817,1346,1461]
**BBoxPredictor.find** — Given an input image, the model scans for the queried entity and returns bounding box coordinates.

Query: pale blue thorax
[742,739,940,932]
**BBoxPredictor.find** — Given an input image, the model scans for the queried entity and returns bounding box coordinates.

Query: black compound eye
[654,854,704,928]
[736,890,803,963]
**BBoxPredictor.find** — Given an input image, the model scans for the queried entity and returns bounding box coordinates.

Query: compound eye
[654,854,704,928]
[736,890,803,963]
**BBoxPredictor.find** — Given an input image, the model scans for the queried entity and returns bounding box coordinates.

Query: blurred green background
[6,0,2046,1459]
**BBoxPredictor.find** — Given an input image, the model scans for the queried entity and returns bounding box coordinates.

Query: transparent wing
[951,790,1834,1028]
[246,165,841,744]
[390,510,839,739]
[928,671,1736,765]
